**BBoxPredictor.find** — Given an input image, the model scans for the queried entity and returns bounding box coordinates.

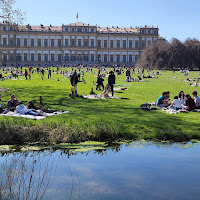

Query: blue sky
[14,0,200,42]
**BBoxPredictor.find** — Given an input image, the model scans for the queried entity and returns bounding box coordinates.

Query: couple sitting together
[157,90,200,111]
[2,94,47,116]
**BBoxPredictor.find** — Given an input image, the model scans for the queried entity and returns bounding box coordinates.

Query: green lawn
[0,68,200,144]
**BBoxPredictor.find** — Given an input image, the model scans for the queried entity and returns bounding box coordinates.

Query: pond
[0,141,200,200]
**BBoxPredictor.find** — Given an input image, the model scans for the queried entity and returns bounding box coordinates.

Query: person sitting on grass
[192,91,200,109]
[90,88,96,95]
[178,90,186,105]
[157,92,170,107]
[183,94,196,111]
[99,84,110,98]
[170,96,182,110]
[4,94,18,113]
[16,101,43,116]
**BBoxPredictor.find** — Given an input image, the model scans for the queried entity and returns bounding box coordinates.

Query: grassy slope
[0,68,200,143]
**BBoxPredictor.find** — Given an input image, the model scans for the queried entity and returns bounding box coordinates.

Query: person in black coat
[96,74,104,90]
[70,70,79,96]
[108,71,115,96]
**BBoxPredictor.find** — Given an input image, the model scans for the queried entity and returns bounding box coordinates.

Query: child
[170,96,182,110]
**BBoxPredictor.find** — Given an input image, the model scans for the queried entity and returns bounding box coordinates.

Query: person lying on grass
[16,101,44,116]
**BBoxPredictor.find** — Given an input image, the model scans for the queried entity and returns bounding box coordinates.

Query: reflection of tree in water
[0,152,55,200]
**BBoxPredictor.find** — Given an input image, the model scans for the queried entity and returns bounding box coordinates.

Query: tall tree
[0,0,26,24]
[184,38,200,69]
[136,40,171,69]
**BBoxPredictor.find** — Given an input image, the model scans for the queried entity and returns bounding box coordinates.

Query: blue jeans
[25,109,40,116]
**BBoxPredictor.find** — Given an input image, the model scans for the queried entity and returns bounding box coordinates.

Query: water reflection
[0,141,200,200]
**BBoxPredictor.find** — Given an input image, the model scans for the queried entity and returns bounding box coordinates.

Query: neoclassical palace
[0,22,159,67]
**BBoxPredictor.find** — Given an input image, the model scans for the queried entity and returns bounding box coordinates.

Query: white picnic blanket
[82,94,120,99]
[0,111,69,120]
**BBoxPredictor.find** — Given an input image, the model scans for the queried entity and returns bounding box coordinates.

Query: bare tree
[136,40,171,69]
[184,38,200,69]
[0,0,26,24]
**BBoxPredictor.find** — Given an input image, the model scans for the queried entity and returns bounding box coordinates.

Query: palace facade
[0,22,159,67]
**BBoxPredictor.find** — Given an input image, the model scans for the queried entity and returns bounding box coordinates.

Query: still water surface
[1,141,200,200]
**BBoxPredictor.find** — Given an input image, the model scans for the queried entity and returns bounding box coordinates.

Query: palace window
[91,54,94,61]
[37,39,41,47]
[51,39,54,47]
[148,30,151,34]
[24,38,27,46]
[123,55,126,62]
[78,39,82,47]
[141,30,145,34]
[116,40,120,48]
[123,40,126,48]
[51,54,55,61]
[58,39,61,47]
[64,54,69,61]
[38,54,41,61]
[110,55,114,62]
[117,54,120,62]
[77,28,82,32]
[142,42,145,48]
[10,27,13,31]
[104,40,107,48]
[129,41,133,48]
[44,54,48,61]
[31,39,34,47]
[85,28,87,33]
[65,39,68,46]
[110,40,114,48]
[97,40,101,47]
[65,28,68,32]
[31,54,34,61]
[3,27,6,31]
[17,38,21,46]
[91,39,94,47]
[129,55,132,62]
[91,29,94,33]
[44,39,48,47]
[24,53,28,61]
[154,30,157,34]
[72,40,75,47]
[104,54,107,62]
[3,53,7,61]
[3,38,7,46]
[135,41,139,48]
[84,40,88,47]
[17,54,21,61]
[58,54,62,62]
[72,28,75,32]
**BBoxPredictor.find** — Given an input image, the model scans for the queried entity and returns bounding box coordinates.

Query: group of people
[0,94,48,116]
[157,90,200,111]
